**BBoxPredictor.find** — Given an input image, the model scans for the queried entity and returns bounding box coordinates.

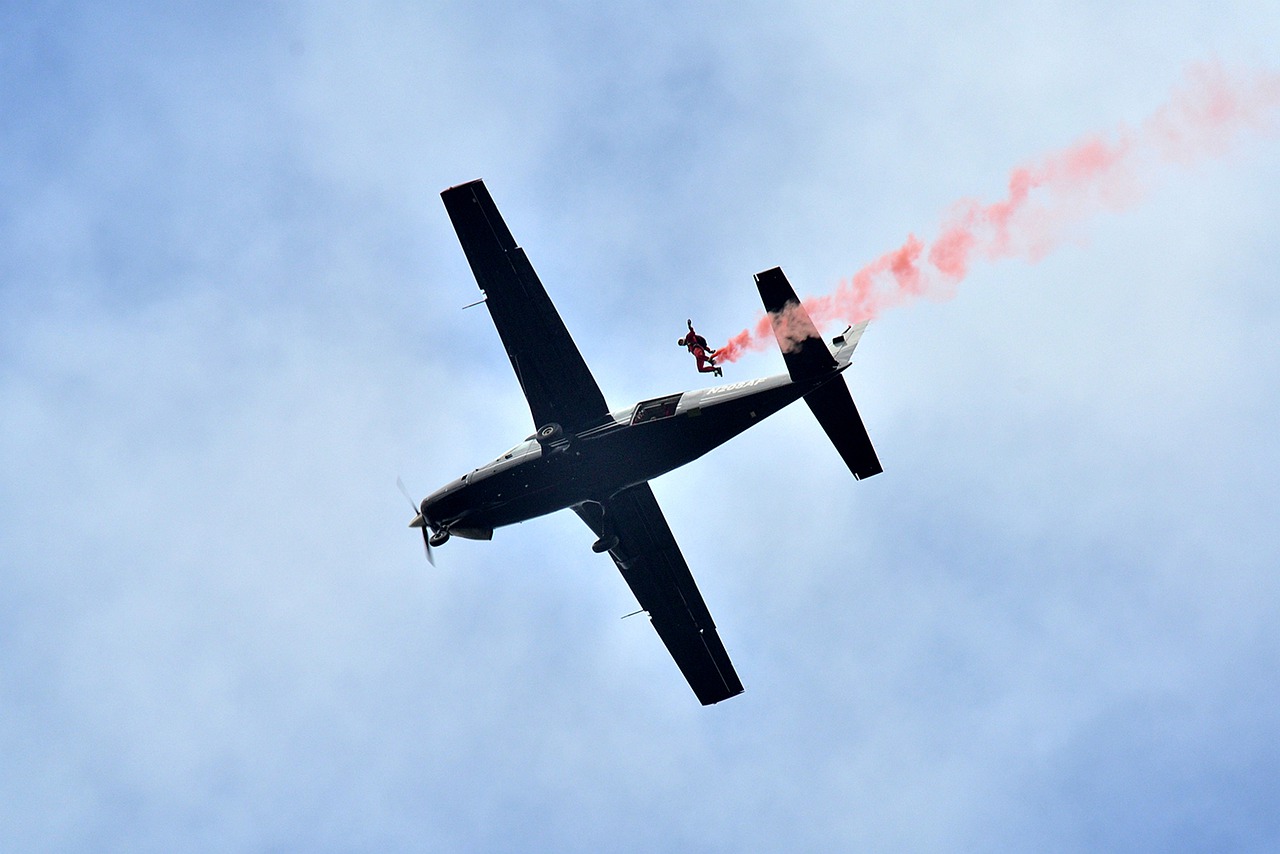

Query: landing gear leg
[591,503,619,554]
[429,528,450,547]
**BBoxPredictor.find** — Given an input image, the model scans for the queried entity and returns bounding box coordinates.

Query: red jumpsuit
[681,322,722,376]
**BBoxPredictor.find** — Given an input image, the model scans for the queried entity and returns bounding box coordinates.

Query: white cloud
[3,2,1280,851]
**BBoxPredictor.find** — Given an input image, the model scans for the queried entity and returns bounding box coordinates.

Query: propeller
[397,476,435,566]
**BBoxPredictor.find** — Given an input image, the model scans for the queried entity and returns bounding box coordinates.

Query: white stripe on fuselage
[678,374,790,413]
[701,376,767,397]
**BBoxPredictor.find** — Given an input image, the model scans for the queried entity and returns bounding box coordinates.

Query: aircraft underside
[423,375,817,534]
[410,178,882,705]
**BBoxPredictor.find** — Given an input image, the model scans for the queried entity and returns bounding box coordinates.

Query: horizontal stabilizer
[754,267,837,382]
[804,377,883,479]
[755,266,882,480]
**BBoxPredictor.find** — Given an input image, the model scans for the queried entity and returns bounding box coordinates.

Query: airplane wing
[441,180,611,434]
[575,485,744,705]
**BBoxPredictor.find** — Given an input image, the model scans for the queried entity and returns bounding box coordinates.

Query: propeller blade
[422,528,436,566]
[396,476,417,512]
[397,476,435,566]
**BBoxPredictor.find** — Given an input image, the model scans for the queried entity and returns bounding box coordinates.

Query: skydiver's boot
[714,367,723,377]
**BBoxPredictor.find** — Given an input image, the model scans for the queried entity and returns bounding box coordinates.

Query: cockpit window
[631,394,683,425]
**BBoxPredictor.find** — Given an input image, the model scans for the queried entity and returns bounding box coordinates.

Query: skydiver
[679,318,722,377]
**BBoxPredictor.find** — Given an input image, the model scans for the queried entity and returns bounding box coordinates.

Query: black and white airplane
[408,179,882,705]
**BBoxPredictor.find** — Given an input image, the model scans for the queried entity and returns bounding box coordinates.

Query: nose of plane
[419,477,466,525]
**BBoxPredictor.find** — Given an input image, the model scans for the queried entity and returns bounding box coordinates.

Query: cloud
[3,2,1280,851]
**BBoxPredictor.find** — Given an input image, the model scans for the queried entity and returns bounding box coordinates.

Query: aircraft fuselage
[421,370,837,538]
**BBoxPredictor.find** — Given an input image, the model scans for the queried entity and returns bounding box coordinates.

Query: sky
[3,2,1280,851]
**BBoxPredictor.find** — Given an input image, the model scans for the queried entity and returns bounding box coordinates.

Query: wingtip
[441,177,485,196]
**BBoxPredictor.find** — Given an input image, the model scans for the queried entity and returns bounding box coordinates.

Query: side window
[631,394,683,425]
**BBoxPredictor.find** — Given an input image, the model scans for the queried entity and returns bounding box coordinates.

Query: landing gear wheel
[591,534,619,554]
[535,423,563,445]
[429,529,450,547]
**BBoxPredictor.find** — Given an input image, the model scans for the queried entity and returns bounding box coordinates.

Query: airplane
[408,179,882,705]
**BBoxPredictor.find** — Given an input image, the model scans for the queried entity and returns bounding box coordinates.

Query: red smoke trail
[715,61,1280,363]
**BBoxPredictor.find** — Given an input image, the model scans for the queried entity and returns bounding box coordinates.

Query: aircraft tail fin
[830,320,870,367]
[754,267,883,480]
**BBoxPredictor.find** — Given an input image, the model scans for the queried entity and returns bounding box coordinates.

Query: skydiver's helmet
[677,337,687,346]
